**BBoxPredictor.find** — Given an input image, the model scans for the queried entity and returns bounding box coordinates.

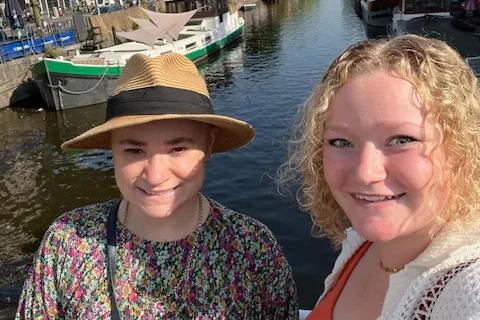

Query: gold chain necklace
[380,260,404,273]
[122,194,205,295]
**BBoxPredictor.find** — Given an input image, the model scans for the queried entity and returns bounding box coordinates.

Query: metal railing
[0,17,77,63]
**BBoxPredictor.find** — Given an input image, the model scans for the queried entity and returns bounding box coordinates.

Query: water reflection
[198,41,247,92]
[0,106,119,316]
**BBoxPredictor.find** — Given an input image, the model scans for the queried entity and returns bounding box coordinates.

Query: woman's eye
[388,136,416,146]
[328,139,353,148]
[124,148,143,154]
[172,147,187,153]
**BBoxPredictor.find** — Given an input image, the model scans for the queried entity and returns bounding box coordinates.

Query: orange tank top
[306,241,372,320]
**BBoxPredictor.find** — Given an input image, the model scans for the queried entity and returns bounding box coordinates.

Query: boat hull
[33,20,245,111]
[33,73,121,111]
[32,59,122,111]
[187,23,244,62]
[360,0,394,27]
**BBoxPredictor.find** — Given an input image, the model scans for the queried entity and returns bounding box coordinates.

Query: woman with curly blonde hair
[281,35,480,319]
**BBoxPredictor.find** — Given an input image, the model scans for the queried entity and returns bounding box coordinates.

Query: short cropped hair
[278,35,480,247]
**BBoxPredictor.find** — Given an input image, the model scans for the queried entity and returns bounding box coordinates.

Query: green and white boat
[32,4,245,110]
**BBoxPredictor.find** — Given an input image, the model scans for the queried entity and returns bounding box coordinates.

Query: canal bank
[0,0,370,316]
[0,56,38,109]
[0,41,81,110]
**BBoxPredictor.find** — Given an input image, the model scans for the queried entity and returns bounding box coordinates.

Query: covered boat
[387,0,480,76]
[387,0,451,36]
[32,0,245,111]
[360,0,400,28]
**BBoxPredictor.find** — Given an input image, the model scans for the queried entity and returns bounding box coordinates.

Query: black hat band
[106,86,214,120]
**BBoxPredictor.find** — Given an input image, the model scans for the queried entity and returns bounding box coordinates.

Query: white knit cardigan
[315,222,480,319]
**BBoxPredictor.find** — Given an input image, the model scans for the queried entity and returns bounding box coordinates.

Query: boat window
[186,42,197,49]
[185,20,203,26]
[205,36,212,43]
[368,0,399,11]
[178,34,194,40]
[404,0,450,14]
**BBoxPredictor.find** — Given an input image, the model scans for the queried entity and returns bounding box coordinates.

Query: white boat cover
[140,7,199,41]
[116,8,199,46]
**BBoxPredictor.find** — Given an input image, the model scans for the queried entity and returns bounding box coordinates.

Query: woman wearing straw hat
[16,53,298,319]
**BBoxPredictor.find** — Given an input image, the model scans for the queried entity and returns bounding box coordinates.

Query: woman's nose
[353,144,387,185]
[142,154,170,185]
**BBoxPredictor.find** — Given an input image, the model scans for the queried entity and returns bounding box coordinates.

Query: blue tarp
[0,30,77,62]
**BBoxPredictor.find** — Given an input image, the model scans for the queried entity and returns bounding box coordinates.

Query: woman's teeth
[144,188,175,195]
[353,193,404,202]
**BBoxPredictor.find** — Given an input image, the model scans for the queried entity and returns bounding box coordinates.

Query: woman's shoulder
[430,257,480,319]
[208,198,279,245]
[28,200,118,275]
[331,228,365,272]
[206,198,294,278]
[44,200,117,244]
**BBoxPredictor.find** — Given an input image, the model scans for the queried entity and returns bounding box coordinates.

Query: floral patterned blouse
[16,199,298,319]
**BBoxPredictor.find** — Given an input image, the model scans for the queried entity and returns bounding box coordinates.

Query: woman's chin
[354,223,399,243]
[142,205,176,219]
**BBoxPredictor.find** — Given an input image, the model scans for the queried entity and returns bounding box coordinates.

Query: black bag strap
[107,200,122,320]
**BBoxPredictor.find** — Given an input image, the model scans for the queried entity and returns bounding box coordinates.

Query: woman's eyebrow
[118,138,146,146]
[165,137,195,145]
[325,121,422,130]
[324,124,349,131]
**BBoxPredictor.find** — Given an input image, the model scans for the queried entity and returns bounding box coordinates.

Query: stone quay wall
[0,56,40,110]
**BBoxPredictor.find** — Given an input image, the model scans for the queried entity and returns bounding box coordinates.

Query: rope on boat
[47,65,110,95]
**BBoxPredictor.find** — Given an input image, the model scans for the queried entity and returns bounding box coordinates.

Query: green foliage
[43,46,64,58]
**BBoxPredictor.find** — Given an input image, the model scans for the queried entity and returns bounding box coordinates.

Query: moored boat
[32,1,244,111]
[387,0,480,76]
[387,0,451,36]
[360,0,400,28]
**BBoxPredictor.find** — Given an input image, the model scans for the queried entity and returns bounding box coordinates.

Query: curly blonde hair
[278,35,480,247]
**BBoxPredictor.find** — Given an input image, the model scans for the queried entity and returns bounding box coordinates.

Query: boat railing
[0,17,77,64]
[403,0,450,15]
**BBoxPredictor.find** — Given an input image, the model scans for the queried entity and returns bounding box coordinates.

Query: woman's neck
[119,195,210,242]
[376,224,442,271]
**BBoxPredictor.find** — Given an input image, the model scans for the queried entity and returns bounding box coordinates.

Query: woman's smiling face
[323,71,444,243]
[111,119,213,219]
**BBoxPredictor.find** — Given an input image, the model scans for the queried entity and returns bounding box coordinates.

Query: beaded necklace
[122,194,205,294]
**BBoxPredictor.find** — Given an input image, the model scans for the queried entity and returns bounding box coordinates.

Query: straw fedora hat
[61,53,254,152]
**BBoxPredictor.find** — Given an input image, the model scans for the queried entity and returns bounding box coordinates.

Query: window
[186,42,197,49]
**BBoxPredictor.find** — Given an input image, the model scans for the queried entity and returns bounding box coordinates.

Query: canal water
[0,0,376,317]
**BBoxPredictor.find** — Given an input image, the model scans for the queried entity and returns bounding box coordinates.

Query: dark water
[0,0,374,317]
